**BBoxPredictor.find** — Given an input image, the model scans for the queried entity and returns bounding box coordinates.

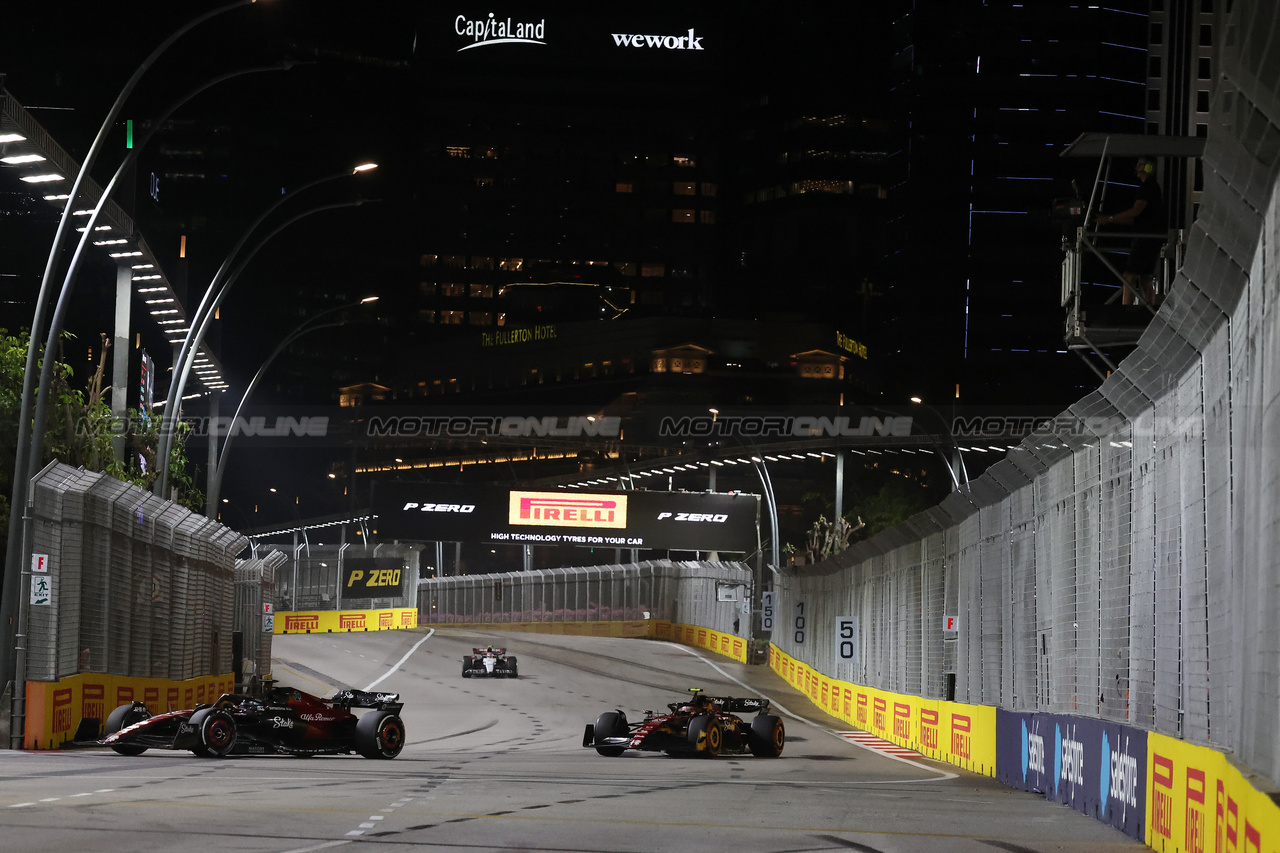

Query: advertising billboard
[373,482,757,552]
[341,557,407,600]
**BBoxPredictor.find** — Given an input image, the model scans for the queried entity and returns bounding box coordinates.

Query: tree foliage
[1,329,203,563]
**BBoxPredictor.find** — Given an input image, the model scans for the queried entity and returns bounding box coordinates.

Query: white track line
[364,629,434,691]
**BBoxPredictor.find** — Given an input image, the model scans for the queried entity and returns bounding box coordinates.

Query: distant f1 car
[100,682,405,759]
[462,645,518,678]
[584,687,785,758]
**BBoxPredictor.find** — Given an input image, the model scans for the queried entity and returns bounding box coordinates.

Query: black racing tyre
[462,656,473,678]
[506,656,518,678]
[748,714,786,758]
[104,703,150,755]
[194,708,237,757]
[687,715,721,757]
[593,710,626,757]
[356,711,406,759]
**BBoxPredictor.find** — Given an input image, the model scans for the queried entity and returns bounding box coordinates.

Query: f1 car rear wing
[332,688,403,712]
[472,647,506,655]
[718,697,771,714]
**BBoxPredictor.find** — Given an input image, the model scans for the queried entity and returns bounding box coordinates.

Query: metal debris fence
[417,560,752,638]
[774,0,1280,787]
[24,463,247,683]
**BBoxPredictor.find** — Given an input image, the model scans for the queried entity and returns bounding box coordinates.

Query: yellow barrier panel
[769,645,996,776]
[1147,731,1280,852]
[274,607,419,634]
[24,671,235,750]
[654,621,749,663]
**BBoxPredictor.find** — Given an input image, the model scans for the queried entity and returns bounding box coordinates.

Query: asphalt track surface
[0,628,1147,852]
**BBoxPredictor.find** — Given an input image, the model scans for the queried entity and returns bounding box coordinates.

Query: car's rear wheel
[104,703,150,755]
[356,711,406,759]
[506,656,518,678]
[748,714,785,757]
[462,656,473,678]
[191,709,237,757]
[593,710,627,756]
[688,715,721,757]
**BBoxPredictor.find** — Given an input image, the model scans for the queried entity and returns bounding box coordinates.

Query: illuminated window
[699,210,716,224]
[795,179,852,195]
[440,255,465,269]
[418,309,436,323]
[446,146,470,158]
[612,261,636,277]
[497,312,507,326]
[498,257,523,271]
[470,283,494,298]
[440,283,466,297]
[640,263,665,277]
[673,182,695,195]
[672,154,696,168]
[474,176,494,187]
[471,256,494,270]
[469,312,492,325]
[421,254,438,266]
[440,310,464,325]
[616,182,634,193]
[419,282,437,296]
[672,209,695,223]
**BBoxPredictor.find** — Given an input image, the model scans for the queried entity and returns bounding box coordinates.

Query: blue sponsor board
[996,710,1146,840]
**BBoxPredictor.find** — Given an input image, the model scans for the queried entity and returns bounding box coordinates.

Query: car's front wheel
[104,703,150,755]
[357,711,405,759]
[593,710,627,756]
[189,708,237,758]
[687,715,721,757]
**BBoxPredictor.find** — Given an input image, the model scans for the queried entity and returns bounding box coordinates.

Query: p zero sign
[343,558,405,599]
[374,482,756,552]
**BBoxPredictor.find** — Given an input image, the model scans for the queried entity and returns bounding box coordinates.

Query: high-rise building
[879,1,1153,406]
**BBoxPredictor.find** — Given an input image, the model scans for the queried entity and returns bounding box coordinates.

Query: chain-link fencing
[417,560,752,638]
[771,0,1280,787]
[25,463,247,683]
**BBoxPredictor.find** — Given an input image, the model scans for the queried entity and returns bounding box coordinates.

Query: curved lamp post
[26,61,294,489]
[2,0,261,723]
[205,296,379,514]
[909,396,970,491]
[155,163,377,496]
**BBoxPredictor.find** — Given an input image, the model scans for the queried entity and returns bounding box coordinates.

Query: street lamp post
[155,164,377,496]
[1,0,262,721]
[205,297,379,514]
[909,396,970,491]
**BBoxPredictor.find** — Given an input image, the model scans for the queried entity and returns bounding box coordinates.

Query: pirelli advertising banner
[373,483,758,552]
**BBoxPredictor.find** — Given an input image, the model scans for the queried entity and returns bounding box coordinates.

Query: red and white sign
[31,553,49,573]
[943,615,959,632]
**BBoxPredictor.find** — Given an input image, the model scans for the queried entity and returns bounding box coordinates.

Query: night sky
[1,2,1151,530]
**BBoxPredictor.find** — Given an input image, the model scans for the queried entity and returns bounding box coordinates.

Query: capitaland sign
[509,491,628,528]
[455,12,547,51]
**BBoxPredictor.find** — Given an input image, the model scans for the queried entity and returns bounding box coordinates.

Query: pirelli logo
[284,613,320,631]
[509,491,627,528]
